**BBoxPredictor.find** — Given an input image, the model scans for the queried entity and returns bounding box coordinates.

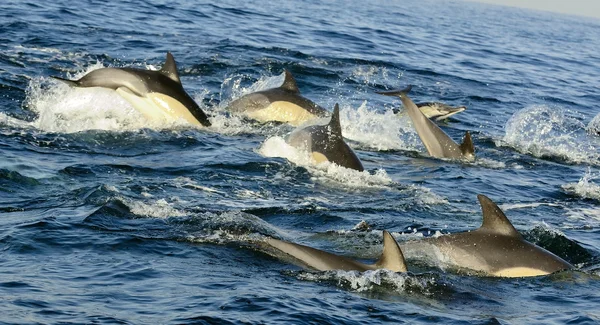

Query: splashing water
[501,105,599,165]
[23,64,195,133]
[562,168,600,201]
[340,102,422,151]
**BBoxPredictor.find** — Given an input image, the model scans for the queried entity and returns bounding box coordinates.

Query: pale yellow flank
[245,101,317,126]
[116,87,202,126]
[492,267,548,278]
[311,152,329,164]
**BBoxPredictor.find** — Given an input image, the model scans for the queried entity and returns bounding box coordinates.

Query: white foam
[22,63,201,133]
[124,198,186,219]
[501,105,600,165]
[562,168,600,201]
[340,102,421,151]
[185,211,284,244]
[295,269,436,294]
[587,113,600,135]
[258,136,393,189]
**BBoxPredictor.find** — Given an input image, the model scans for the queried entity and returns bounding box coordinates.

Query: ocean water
[1,0,600,323]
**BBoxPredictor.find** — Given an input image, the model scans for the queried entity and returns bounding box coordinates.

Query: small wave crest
[587,113,600,135]
[562,168,600,201]
[501,105,599,165]
[293,269,439,295]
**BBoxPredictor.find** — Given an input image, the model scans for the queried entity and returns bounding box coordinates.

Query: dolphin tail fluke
[460,131,475,156]
[374,231,407,272]
[375,85,413,97]
[328,103,343,137]
[51,76,78,87]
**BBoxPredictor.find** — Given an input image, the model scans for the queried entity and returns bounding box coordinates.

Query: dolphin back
[264,230,407,272]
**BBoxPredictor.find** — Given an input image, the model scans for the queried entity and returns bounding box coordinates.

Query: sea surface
[1,0,600,324]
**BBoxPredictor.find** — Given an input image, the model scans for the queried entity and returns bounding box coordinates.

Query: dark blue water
[2,0,600,323]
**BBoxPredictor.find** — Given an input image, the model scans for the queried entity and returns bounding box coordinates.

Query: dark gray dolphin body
[265,231,407,272]
[394,102,467,121]
[377,86,474,160]
[402,195,573,277]
[226,70,329,126]
[52,52,211,127]
[286,104,364,171]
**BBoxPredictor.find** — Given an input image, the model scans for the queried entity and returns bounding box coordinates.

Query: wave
[562,168,600,201]
[292,269,440,296]
[500,105,600,165]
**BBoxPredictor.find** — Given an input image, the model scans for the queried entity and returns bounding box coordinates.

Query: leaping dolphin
[286,104,364,171]
[52,52,211,127]
[265,230,407,272]
[402,194,573,277]
[393,102,467,121]
[377,86,474,161]
[226,70,329,126]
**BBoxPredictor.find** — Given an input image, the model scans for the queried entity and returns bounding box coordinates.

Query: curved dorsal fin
[477,194,521,238]
[328,104,343,137]
[280,69,300,93]
[460,131,475,155]
[160,52,181,84]
[375,231,407,272]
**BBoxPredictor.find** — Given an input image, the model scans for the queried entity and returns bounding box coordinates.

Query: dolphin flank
[377,86,474,160]
[226,70,329,126]
[286,103,364,171]
[265,230,407,272]
[402,194,573,277]
[52,52,211,127]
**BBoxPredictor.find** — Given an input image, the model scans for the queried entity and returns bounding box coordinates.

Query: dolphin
[226,70,329,126]
[377,86,474,160]
[286,103,364,171]
[52,52,211,127]
[402,194,573,277]
[393,102,467,121]
[265,230,407,272]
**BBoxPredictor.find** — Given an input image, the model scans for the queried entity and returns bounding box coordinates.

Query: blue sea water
[1,0,600,323]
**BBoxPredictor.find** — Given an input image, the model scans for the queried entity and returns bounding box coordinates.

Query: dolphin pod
[377,86,475,161]
[47,53,579,278]
[286,103,364,171]
[393,102,467,121]
[265,230,407,272]
[52,52,211,127]
[226,70,330,126]
[263,194,572,277]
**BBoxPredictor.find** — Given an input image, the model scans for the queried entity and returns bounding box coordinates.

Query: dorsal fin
[375,85,413,97]
[328,104,343,137]
[477,194,521,238]
[160,52,181,84]
[375,231,407,272]
[280,69,300,93]
[460,131,475,156]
